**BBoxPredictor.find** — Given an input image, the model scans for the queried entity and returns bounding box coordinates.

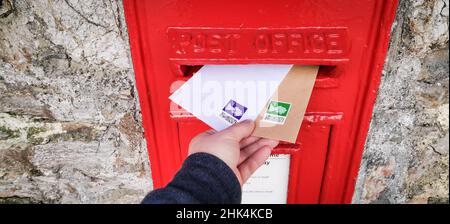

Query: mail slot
[123,0,398,203]
[174,64,342,89]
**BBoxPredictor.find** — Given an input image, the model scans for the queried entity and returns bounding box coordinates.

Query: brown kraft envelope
[252,65,319,143]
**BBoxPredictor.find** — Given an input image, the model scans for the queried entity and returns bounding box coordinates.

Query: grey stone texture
[353,0,449,204]
[0,0,151,203]
[0,0,448,204]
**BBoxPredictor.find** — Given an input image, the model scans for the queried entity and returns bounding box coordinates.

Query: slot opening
[179,64,203,77]
[177,64,339,79]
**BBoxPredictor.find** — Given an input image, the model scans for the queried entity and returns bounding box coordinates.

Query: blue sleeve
[141,152,242,204]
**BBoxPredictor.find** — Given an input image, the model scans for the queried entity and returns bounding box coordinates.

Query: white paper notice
[169,64,292,131]
[242,154,291,204]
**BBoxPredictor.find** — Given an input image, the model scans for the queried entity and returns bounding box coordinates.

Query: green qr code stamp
[263,101,292,124]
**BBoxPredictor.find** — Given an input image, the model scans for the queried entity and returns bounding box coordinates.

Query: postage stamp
[219,99,248,124]
[262,100,292,125]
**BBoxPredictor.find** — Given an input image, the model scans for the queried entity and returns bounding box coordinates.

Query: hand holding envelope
[169,64,319,143]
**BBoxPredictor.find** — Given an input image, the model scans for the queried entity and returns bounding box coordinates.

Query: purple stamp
[220,100,248,124]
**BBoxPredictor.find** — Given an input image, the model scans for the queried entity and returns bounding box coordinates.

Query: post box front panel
[123,0,398,203]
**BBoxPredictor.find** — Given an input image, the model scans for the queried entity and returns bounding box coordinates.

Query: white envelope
[169,64,293,131]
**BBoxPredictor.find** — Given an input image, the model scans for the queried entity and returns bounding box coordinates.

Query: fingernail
[263,146,272,156]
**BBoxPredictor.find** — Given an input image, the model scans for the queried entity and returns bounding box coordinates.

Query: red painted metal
[123,0,398,204]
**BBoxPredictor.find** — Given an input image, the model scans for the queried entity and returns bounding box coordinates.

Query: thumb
[238,145,272,184]
[220,120,255,141]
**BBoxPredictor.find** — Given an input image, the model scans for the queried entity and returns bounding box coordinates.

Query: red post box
[123,0,398,203]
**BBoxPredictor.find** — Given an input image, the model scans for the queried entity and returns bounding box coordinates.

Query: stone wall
[0,0,151,203]
[0,0,448,204]
[353,0,449,204]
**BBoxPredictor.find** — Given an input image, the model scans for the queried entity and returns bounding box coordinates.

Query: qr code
[263,114,286,124]
[220,111,238,124]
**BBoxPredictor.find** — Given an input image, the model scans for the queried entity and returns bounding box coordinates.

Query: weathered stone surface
[0,0,151,203]
[353,0,449,204]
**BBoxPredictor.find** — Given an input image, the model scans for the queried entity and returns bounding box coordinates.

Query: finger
[204,129,217,135]
[239,138,279,164]
[220,120,255,141]
[191,129,216,144]
[239,136,261,149]
[196,129,216,137]
[238,146,272,184]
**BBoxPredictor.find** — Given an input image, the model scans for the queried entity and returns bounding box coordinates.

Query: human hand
[188,120,279,186]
